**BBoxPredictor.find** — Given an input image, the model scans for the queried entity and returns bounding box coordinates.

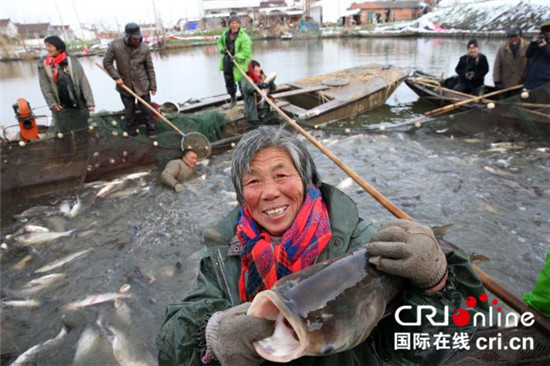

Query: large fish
[247,246,403,363]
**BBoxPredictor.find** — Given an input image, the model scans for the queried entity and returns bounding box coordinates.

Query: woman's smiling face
[242,147,304,236]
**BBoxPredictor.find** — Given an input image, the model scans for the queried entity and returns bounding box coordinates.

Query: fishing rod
[225,50,550,332]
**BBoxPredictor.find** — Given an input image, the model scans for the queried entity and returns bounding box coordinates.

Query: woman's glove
[366,219,447,290]
[204,302,274,366]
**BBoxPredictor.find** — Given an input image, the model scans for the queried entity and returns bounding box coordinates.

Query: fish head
[248,248,391,362]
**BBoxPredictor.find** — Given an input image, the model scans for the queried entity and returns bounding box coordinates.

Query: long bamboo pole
[96,62,185,136]
[378,83,524,130]
[227,51,550,331]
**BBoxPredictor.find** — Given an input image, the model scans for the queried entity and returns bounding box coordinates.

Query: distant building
[16,23,50,39]
[50,25,75,41]
[0,18,19,38]
[348,1,423,25]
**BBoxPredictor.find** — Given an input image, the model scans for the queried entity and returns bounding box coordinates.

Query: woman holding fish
[157,126,487,365]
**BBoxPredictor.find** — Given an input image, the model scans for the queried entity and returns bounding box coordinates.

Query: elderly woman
[157,126,487,365]
[37,35,95,134]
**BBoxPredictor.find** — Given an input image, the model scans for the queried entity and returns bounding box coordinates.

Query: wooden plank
[271,85,330,99]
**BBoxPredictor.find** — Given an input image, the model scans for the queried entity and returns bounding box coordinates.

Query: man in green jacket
[103,23,157,137]
[157,126,488,365]
[217,13,252,109]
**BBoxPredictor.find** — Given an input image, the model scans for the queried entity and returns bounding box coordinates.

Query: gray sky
[0,0,201,30]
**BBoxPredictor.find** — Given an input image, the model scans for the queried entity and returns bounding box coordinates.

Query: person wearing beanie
[103,22,158,137]
[493,27,528,97]
[217,12,252,108]
[37,35,95,133]
[453,38,489,96]
[523,20,550,100]
[241,60,282,129]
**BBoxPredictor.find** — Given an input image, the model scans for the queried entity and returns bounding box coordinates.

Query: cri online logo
[453,292,497,326]
[395,292,535,327]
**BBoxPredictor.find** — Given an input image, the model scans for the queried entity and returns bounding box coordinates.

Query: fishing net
[0,107,230,203]
[400,78,550,142]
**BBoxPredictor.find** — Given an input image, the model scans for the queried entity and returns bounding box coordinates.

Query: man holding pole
[103,23,158,137]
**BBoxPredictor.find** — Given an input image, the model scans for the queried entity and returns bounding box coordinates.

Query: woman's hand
[205,302,274,365]
[366,219,448,290]
[51,105,62,112]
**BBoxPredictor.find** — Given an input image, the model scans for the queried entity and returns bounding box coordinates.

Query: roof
[351,1,422,10]
[0,19,13,27]
[51,25,71,30]
[16,23,50,33]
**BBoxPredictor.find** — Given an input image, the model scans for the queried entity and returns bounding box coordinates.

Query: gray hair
[231,126,321,204]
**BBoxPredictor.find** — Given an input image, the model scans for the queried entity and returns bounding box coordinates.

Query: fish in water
[11,325,68,366]
[257,72,277,107]
[336,177,353,190]
[72,325,102,365]
[7,273,67,297]
[14,229,75,246]
[60,197,82,218]
[247,246,403,362]
[24,224,50,233]
[13,205,52,222]
[98,318,156,366]
[483,166,516,178]
[1,299,41,308]
[61,292,132,311]
[35,249,92,273]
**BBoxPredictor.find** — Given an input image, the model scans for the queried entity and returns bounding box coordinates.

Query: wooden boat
[180,63,409,128]
[405,71,550,138]
[1,64,407,202]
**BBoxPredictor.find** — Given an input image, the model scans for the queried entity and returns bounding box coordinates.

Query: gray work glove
[204,302,275,366]
[366,219,448,290]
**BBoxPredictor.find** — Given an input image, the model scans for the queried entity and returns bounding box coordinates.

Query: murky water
[1,38,549,364]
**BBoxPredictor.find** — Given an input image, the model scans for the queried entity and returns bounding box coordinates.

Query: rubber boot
[229,94,236,108]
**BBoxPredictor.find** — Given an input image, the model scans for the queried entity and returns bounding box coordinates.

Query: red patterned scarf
[45,52,67,82]
[247,62,265,84]
[237,184,332,301]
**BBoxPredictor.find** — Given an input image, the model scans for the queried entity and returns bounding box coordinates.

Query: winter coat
[455,53,489,87]
[524,41,550,90]
[103,38,157,96]
[37,55,94,110]
[157,183,488,366]
[241,76,277,123]
[160,159,194,189]
[493,39,529,88]
[217,28,252,83]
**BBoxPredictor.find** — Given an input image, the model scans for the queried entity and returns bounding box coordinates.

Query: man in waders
[217,13,252,109]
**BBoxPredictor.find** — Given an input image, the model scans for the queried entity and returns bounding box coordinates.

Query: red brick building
[348,1,424,25]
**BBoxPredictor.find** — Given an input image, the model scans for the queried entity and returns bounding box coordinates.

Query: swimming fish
[14,229,75,246]
[35,249,92,273]
[247,246,403,362]
[7,273,67,297]
[11,325,68,365]
[61,292,132,311]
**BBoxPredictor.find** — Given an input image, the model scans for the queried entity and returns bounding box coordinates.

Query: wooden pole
[96,62,185,137]
[226,51,550,331]
[379,84,524,130]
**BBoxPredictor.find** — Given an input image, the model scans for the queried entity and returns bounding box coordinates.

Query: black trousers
[454,82,482,96]
[223,55,238,97]
[120,93,155,134]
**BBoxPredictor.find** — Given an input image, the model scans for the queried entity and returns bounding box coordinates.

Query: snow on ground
[376,0,550,33]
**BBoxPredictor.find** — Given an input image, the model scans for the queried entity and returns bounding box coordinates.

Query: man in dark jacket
[103,23,157,137]
[453,39,489,96]
[523,20,550,103]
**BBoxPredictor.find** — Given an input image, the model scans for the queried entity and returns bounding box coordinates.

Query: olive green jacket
[157,184,487,365]
[217,28,252,83]
[241,76,277,123]
[493,38,529,88]
[37,55,95,110]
